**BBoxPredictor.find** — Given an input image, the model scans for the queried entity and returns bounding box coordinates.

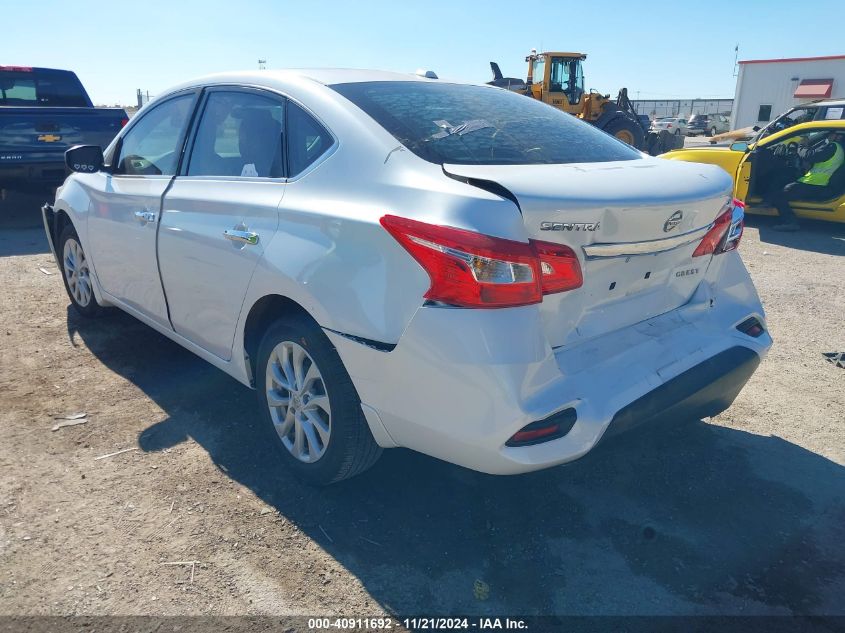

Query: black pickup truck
[0,66,127,193]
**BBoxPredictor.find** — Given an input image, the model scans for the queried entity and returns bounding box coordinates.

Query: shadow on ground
[0,190,52,256]
[747,214,845,257]
[68,308,845,616]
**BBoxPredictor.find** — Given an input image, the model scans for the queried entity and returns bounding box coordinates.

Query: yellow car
[661,120,845,223]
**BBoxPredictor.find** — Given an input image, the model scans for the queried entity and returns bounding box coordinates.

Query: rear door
[86,92,197,328]
[157,88,287,360]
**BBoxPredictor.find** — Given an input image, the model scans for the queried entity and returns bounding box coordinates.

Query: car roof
[154,68,475,105]
[172,68,448,91]
[800,98,845,108]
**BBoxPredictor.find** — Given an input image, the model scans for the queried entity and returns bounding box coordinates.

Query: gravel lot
[0,191,843,617]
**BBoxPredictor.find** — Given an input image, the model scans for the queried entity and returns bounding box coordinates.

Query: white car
[43,69,771,484]
[650,116,688,136]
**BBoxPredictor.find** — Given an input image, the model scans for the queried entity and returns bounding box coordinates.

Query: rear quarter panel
[231,77,529,352]
[240,150,523,346]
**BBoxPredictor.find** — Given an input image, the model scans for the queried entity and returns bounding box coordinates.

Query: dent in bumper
[327,252,771,475]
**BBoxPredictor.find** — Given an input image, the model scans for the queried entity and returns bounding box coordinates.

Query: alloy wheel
[63,238,92,307]
[265,340,331,463]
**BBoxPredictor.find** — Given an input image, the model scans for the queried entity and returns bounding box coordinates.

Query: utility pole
[732,44,739,77]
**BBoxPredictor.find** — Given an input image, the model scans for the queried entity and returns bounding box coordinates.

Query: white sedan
[44,69,770,484]
[650,116,688,136]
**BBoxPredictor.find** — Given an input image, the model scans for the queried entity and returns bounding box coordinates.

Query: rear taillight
[531,239,583,294]
[693,198,744,257]
[380,215,582,308]
[120,117,129,128]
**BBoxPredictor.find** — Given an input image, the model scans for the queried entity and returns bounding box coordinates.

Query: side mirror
[65,145,104,174]
[730,141,749,152]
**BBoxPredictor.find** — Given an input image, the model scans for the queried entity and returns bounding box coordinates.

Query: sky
[3,0,843,106]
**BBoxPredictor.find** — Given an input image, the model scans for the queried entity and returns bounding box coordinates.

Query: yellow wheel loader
[489,51,682,155]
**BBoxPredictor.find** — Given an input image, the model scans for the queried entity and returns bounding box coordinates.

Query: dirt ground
[0,191,843,618]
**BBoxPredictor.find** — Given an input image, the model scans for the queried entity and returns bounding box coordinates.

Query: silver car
[650,117,688,136]
[44,70,769,484]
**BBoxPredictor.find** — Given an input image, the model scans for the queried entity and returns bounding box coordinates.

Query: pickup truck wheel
[58,225,101,317]
[256,314,382,485]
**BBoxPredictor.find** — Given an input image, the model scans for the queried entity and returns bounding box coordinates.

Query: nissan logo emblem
[663,211,683,232]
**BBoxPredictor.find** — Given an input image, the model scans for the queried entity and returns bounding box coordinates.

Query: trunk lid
[443,158,733,348]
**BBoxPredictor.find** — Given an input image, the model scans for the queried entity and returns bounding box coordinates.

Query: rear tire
[58,224,101,318]
[603,116,645,149]
[709,126,717,137]
[255,314,382,485]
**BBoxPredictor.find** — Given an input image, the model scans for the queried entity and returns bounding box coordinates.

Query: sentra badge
[540,221,600,232]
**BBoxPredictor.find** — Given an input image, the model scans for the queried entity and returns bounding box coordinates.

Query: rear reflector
[506,408,577,447]
[381,215,583,308]
[736,316,765,338]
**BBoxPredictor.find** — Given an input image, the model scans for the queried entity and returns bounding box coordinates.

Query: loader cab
[549,55,585,105]
[527,52,587,111]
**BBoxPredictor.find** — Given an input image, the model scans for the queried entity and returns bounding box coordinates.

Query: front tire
[256,314,382,485]
[58,224,101,318]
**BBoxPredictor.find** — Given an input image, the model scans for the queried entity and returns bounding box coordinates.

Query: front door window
[115,95,194,176]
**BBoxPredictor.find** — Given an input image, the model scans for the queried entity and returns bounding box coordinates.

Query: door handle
[134,210,157,223]
[224,229,259,245]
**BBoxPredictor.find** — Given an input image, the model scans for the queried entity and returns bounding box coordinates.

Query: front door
[744,127,845,221]
[86,92,197,328]
[735,150,753,202]
[157,88,286,360]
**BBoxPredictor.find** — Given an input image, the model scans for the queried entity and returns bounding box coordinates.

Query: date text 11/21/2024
[306,617,529,630]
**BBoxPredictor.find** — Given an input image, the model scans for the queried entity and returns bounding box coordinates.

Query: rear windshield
[689,114,707,122]
[331,81,641,165]
[0,69,89,107]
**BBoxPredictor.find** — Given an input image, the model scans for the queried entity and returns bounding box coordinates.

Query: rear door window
[286,102,333,177]
[187,91,285,178]
[822,106,845,120]
[331,81,640,165]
